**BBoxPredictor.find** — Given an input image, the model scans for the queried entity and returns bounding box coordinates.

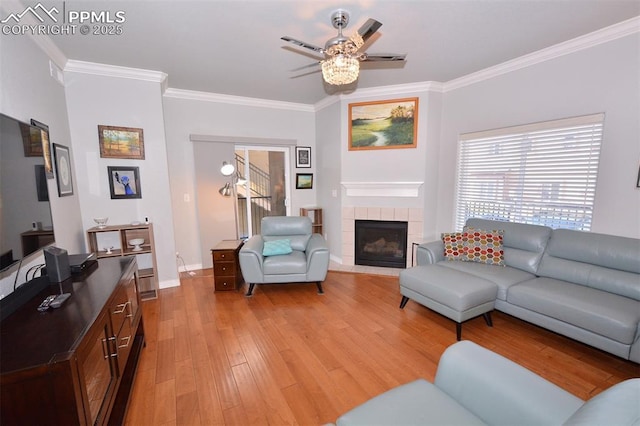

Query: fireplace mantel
[341,181,423,197]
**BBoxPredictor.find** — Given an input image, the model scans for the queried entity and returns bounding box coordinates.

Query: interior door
[235,146,290,238]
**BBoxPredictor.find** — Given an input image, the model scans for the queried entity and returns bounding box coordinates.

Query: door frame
[235,145,291,237]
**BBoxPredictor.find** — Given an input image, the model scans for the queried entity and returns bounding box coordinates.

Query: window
[455,113,604,231]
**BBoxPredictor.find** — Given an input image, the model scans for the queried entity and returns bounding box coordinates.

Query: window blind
[455,113,604,231]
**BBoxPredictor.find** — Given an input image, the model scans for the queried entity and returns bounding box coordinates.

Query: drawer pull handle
[102,337,117,358]
[113,301,130,314]
[119,335,131,349]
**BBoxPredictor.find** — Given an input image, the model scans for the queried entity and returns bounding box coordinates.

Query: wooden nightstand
[211,240,244,291]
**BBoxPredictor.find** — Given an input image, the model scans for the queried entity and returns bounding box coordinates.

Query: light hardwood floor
[125,270,639,425]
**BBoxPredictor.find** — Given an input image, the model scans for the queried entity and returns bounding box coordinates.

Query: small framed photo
[98,125,145,159]
[296,173,313,189]
[295,146,311,168]
[108,166,142,199]
[53,143,73,197]
[637,165,640,188]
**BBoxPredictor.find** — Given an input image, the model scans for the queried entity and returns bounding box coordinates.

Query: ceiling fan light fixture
[321,54,360,85]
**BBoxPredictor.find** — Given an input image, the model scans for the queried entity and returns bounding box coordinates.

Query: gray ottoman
[399,265,498,340]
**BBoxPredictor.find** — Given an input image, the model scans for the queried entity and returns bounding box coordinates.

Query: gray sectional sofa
[334,341,640,426]
[407,218,640,363]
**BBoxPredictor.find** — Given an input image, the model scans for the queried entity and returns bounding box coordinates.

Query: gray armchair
[238,216,330,296]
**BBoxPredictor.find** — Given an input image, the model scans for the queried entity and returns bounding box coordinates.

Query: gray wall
[437,33,640,238]
[162,95,316,270]
[64,71,179,288]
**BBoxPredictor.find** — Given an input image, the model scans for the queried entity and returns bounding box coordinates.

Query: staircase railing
[234,153,272,236]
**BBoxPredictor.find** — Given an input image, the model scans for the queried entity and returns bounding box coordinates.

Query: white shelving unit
[87,223,159,300]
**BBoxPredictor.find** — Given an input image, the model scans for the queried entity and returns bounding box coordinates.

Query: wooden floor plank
[125,270,640,425]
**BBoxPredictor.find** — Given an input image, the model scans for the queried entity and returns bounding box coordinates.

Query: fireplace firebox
[355,220,408,268]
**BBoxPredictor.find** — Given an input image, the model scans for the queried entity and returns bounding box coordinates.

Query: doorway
[234,146,290,238]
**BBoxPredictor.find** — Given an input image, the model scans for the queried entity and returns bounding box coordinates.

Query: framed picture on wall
[348,97,419,151]
[30,119,54,178]
[53,143,73,197]
[98,125,145,159]
[296,173,313,189]
[108,166,142,199]
[295,146,311,168]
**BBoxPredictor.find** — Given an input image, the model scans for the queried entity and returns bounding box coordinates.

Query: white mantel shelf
[341,182,423,197]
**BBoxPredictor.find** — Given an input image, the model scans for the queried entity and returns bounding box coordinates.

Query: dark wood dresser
[211,239,244,291]
[0,257,144,425]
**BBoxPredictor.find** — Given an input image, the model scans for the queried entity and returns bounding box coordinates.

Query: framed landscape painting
[349,97,419,151]
[296,173,313,189]
[98,125,145,159]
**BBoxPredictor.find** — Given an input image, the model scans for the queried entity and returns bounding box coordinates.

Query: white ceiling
[27,1,640,104]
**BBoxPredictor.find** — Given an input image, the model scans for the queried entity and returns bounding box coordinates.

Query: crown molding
[164,88,314,112]
[342,81,445,100]
[314,81,444,111]
[64,60,168,84]
[314,95,341,111]
[444,16,640,92]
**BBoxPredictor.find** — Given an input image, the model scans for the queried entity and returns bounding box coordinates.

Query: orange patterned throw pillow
[461,229,505,266]
[442,232,466,260]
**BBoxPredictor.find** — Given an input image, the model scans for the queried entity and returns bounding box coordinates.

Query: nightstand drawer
[214,276,237,291]
[213,261,236,277]
[213,250,235,262]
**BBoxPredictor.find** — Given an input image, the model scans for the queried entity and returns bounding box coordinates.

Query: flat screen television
[0,113,55,275]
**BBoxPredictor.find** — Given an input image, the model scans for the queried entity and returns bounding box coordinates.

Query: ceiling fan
[281,10,406,86]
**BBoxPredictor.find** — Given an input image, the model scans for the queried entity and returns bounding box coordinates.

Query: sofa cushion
[466,218,552,274]
[438,261,536,301]
[336,379,485,426]
[263,250,307,275]
[264,234,310,252]
[508,277,640,344]
[442,232,466,260]
[563,378,640,425]
[538,228,640,301]
[461,228,505,266]
[262,239,292,257]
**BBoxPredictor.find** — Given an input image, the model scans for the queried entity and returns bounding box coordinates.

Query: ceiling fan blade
[362,53,407,62]
[281,36,324,54]
[357,19,382,43]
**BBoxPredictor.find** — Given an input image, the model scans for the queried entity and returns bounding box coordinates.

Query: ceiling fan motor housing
[331,10,349,29]
[326,10,359,56]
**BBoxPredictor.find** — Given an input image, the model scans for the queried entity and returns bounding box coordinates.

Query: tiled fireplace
[341,206,424,269]
[355,220,408,268]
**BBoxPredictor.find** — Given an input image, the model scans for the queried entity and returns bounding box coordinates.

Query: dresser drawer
[213,250,235,262]
[213,261,236,277]
[214,276,238,291]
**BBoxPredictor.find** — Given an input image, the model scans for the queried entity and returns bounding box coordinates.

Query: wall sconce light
[220,161,235,176]
[218,182,232,197]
